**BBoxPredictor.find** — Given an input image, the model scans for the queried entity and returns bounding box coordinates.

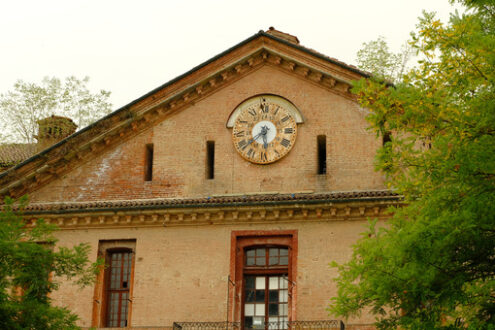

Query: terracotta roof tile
[0,144,37,167]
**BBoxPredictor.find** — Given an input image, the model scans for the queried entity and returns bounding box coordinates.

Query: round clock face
[232,96,297,164]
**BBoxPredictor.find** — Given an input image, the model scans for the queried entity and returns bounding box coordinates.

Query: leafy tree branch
[330,1,495,328]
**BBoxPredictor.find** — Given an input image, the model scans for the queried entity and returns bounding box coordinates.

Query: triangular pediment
[0,30,370,199]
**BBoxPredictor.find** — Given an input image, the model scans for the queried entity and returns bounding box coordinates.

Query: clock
[232,95,298,164]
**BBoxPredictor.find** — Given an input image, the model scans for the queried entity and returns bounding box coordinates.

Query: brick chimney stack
[265,27,300,45]
[36,115,77,152]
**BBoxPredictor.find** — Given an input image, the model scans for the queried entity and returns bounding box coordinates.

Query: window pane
[269,290,279,302]
[244,316,253,328]
[256,248,265,256]
[112,294,118,313]
[269,248,279,257]
[280,248,288,256]
[246,276,255,289]
[246,290,255,302]
[245,303,255,316]
[280,290,288,303]
[269,303,279,316]
[255,304,265,316]
[256,256,266,266]
[255,277,265,290]
[280,303,288,316]
[246,249,255,257]
[255,290,265,303]
[121,293,128,327]
[280,256,289,265]
[253,316,264,328]
[269,277,279,289]
[246,257,255,266]
[280,277,288,289]
[108,292,118,326]
[269,256,278,265]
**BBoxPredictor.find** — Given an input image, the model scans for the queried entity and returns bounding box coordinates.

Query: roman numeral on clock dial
[247,148,255,158]
[281,138,291,148]
[238,140,248,150]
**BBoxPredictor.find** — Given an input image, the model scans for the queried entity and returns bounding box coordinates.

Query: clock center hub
[252,121,277,144]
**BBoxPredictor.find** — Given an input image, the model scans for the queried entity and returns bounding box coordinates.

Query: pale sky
[0,0,462,110]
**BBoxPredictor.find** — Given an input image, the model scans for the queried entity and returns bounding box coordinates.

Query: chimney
[265,27,300,45]
[36,115,77,152]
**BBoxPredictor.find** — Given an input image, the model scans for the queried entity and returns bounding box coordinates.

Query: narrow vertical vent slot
[317,135,327,175]
[145,144,154,181]
[206,141,215,180]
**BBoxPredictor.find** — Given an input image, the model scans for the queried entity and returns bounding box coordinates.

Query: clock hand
[262,134,268,149]
[260,125,269,135]
[247,132,262,146]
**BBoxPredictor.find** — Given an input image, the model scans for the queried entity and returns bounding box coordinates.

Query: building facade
[0,29,399,329]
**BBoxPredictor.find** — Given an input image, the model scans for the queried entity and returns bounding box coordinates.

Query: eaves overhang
[22,190,400,215]
[15,191,402,230]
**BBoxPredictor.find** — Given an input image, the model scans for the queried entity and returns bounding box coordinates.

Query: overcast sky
[0,0,462,110]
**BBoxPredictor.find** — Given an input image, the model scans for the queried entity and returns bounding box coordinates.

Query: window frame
[242,246,291,329]
[103,248,133,327]
[92,240,136,328]
[229,231,298,328]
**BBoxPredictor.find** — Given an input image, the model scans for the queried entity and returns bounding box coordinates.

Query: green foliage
[356,36,413,84]
[330,1,495,328]
[0,76,112,143]
[0,196,101,329]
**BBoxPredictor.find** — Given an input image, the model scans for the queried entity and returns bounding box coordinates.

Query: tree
[329,1,495,328]
[0,76,112,144]
[0,196,100,329]
[356,36,413,84]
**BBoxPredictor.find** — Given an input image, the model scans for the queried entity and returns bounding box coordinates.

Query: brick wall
[28,63,384,329]
[29,65,384,203]
[52,219,381,328]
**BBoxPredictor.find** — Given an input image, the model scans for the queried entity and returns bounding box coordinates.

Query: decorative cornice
[23,197,399,230]
[16,191,401,229]
[0,39,364,200]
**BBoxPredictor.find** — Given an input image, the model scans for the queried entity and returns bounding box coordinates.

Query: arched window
[243,247,289,329]
[231,231,297,330]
